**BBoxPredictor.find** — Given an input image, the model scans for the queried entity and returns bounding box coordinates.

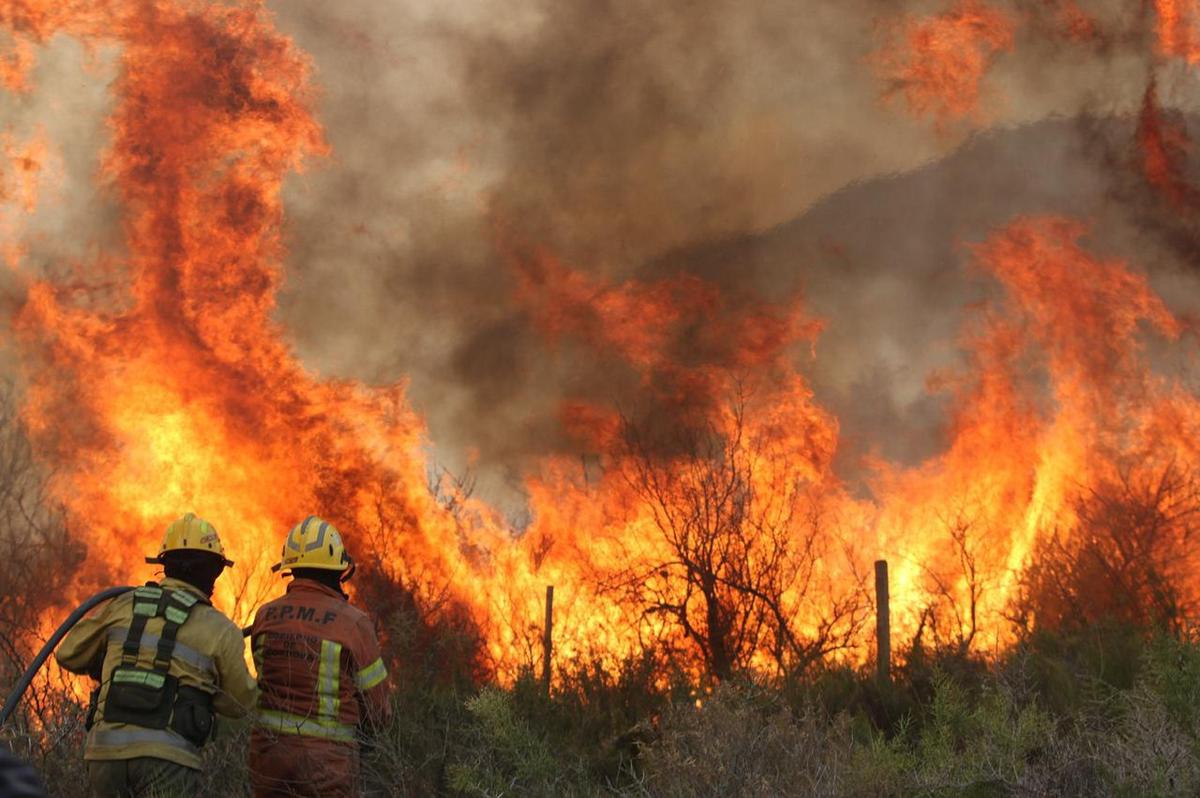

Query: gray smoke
[4,1,1200,513]
[269,0,1199,510]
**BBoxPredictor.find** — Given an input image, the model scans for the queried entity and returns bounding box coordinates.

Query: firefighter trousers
[250,732,360,798]
[87,757,199,798]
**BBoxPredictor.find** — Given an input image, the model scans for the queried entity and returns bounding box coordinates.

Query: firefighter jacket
[250,579,390,748]
[56,577,258,770]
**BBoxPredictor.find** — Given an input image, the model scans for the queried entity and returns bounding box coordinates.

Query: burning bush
[1016,460,1200,636]
[603,395,866,681]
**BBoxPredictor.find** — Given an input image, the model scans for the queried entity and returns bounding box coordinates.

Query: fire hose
[0,586,134,728]
[0,587,257,728]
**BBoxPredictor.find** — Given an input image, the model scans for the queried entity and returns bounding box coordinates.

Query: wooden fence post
[875,560,890,683]
[542,585,554,695]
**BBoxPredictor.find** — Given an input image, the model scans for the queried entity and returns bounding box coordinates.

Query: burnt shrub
[636,682,859,798]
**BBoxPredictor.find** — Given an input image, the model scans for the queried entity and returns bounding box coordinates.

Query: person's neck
[163,575,213,599]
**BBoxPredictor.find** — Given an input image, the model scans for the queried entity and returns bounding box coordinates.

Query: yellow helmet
[272,516,352,574]
[146,512,234,567]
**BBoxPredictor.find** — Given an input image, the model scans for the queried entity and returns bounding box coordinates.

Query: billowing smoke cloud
[265,0,952,510]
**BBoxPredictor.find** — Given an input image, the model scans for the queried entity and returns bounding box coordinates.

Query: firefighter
[56,513,258,798]
[249,516,391,798]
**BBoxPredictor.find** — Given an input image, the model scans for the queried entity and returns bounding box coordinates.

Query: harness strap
[118,583,206,671]
[120,584,165,667]
[154,590,201,672]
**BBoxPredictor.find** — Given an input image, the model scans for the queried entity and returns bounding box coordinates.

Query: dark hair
[292,567,345,594]
[160,550,225,597]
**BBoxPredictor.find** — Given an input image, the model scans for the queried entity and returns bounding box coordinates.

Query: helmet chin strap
[340,558,356,584]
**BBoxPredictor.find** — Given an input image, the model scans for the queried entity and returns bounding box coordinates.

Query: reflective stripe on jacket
[250,579,390,749]
[56,578,259,770]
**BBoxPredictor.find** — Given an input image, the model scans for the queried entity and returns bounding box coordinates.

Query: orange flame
[875,217,1195,648]
[2,1,1200,684]
[1154,0,1200,62]
[872,0,1016,130]
[5,2,481,634]
[1137,80,1198,208]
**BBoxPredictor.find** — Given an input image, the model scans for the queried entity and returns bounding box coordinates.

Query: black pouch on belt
[103,666,178,729]
[170,685,215,746]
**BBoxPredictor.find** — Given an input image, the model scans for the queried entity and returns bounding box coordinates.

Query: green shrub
[908,675,1055,796]
[446,687,597,797]
[17,626,1200,797]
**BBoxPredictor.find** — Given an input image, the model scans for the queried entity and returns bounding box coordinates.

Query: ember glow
[3,0,1200,681]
